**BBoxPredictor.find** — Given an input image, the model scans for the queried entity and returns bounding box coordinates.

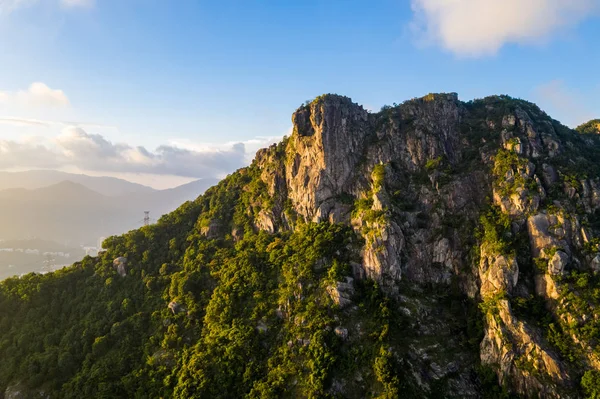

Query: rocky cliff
[248,93,600,397]
[2,93,600,398]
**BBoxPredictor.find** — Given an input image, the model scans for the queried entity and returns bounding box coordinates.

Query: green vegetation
[372,163,386,191]
[425,156,443,171]
[576,119,600,135]
[477,206,513,256]
[582,370,600,399]
[492,149,535,197]
[0,164,411,398]
[351,164,389,229]
[550,271,600,362]
[0,209,397,398]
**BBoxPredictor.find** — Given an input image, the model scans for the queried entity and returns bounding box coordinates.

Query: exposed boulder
[201,219,223,239]
[542,163,558,186]
[334,327,348,340]
[113,257,127,277]
[479,247,519,298]
[432,237,454,269]
[592,254,600,274]
[359,220,404,285]
[4,385,25,399]
[534,274,560,300]
[326,278,355,308]
[255,210,276,234]
[548,250,569,275]
[3,385,48,399]
[493,182,540,217]
[256,321,268,333]
[168,301,186,315]
[527,214,560,258]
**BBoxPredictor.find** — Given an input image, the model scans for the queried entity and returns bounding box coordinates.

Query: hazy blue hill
[0,179,216,247]
[0,170,156,197]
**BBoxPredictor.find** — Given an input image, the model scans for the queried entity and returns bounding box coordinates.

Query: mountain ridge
[0,170,156,197]
[0,178,218,247]
[1,93,600,398]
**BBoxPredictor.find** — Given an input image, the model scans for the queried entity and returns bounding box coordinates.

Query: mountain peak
[3,93,600,398]
[38,180,104,197]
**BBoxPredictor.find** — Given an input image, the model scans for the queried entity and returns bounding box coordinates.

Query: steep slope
[1,93,600,398]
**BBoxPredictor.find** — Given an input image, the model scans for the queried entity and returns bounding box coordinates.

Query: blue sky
[0,0,598,188]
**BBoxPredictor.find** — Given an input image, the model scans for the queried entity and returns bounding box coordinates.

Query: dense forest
[0,181,439,398]
[2,93,600,398]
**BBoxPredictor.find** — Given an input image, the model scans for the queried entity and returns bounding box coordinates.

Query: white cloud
[0,117,52,127]
[410,0,600,56]
[0,0,93,15]
[60,0,94,8]
[0,117,117,131]
[0,122,287,180]
[0,139,64,169]
[0,82,70,108]
[34,126,251,178]
[170,133,286,164]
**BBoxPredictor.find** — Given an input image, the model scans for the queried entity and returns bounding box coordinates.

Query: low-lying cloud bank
[0,126,282,179]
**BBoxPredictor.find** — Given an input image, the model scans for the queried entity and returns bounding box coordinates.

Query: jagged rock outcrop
[480,299,570,397]
[326,277,354,308]
[262,93,477,288]
[479,246,519,297]
[478,242,571,397]
[286,95,370,223]
[248,93,600,397]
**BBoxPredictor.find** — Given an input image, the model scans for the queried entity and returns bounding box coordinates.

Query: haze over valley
[0,171,217,279]
[1,1,600,398]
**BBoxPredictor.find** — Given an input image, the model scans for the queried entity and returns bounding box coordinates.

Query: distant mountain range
[0,170,156,196]
[0,172,218,246]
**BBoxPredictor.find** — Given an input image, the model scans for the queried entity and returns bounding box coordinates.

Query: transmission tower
[143,211,150,226]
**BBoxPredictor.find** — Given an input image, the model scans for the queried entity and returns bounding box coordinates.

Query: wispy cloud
[534,80,596,127]
[0,117,52,127]
[0,0,35,16]
[0,0,94,16]
[169,130,287,164]
[60,0,94,8]
[410,0,599,57]
[0,116,116,130]
[0,82,70,108]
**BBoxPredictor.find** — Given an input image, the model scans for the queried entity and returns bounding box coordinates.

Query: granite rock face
[326,277,355,308]
[246,93,600,397]
[286,95,370,223]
